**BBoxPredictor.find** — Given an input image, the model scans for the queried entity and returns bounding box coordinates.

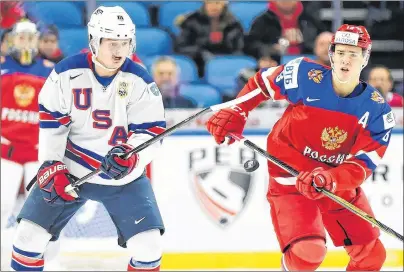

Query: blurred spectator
[175,0,244,76]
[368,66,403,107]
[245,0,325,60]
[237,54,279,91]
[0,1,25,28]
[38,24,64,63]
[151,56,195,108]
[396,82,404,97]
[1,28,12,56]
[313,31,332,66]
[257,54,279,69]
[234,53,287,108]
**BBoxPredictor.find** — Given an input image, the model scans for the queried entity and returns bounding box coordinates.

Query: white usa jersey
[38,53,166,186]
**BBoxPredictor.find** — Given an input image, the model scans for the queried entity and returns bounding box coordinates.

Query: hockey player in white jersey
[10,6,165,271]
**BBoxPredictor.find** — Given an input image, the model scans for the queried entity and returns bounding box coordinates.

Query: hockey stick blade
[64,89,263,193]
[228,132,403,242]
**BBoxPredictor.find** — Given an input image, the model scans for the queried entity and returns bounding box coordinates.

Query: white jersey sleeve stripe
[128,121,166,138]
[128,121,167,131]
[65,138,112,180]
[354,149,382,170]
[39,104,72,128]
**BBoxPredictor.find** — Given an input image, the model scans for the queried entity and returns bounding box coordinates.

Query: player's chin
[109,61,124,69]
[111,56,125,65]
[336,71,351,81]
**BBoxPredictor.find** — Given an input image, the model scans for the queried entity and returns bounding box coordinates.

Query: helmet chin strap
[89,37,124,72]
[91,55,121,72]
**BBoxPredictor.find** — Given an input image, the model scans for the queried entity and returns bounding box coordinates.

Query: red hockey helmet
[329,24,372,69]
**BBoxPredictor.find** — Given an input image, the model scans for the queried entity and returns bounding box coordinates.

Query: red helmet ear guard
[328,24,372,70]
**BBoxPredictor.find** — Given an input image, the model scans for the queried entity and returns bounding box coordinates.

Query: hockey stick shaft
[229,133,403,242]
[63,89,262,192]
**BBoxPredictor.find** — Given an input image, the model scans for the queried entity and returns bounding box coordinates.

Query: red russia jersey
[1,55,52,147]
[1,72,46,146]
[249,58,395,187]
[0,56,54,147]
[386,92,404,107]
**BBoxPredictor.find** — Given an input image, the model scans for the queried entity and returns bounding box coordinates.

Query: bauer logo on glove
[37,161,79,204]
[37,163,68,186]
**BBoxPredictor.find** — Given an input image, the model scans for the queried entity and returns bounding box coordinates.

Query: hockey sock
[11,245,44,271]
[345,238,386,271]
[127,257,161,271]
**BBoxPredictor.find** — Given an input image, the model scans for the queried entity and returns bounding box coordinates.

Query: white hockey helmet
[87,6,135,57]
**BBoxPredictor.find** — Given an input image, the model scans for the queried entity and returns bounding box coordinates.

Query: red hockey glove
[37,161,79,204]
[206,106,248,145]
[296,167,337,200]
[100,143,139,180]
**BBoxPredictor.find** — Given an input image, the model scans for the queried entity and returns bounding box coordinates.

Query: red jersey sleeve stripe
[260,66,286,101]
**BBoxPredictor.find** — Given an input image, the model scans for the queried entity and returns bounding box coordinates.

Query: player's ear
[328,44,334,64]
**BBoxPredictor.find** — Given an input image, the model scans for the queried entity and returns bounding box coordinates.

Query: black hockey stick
[59,88,263,194]
[228,132,404,242]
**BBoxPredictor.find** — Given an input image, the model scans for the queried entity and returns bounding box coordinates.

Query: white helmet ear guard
[87,6,136,57]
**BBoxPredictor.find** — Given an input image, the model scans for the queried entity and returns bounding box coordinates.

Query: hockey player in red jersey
[1,74,46,225]
[206,24,395,271]
[1,20,53,230]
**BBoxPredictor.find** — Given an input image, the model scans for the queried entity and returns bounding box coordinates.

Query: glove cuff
[236,74,269,112]
[120,143,134,150]
[230,105,249,121]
